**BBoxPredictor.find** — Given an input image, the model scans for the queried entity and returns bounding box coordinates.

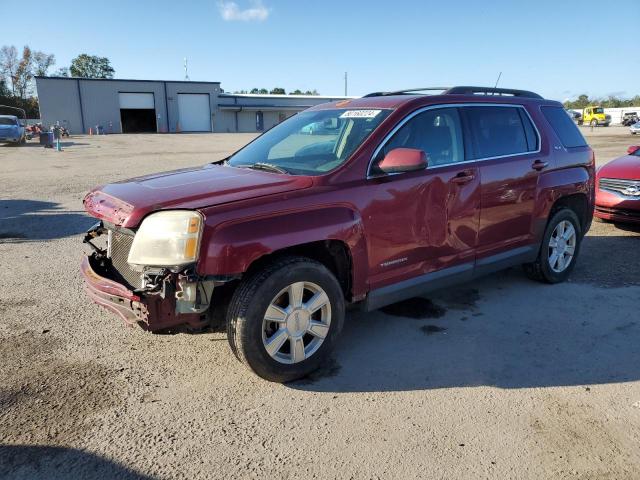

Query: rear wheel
[227,256,345,382]
[524,209,582,283]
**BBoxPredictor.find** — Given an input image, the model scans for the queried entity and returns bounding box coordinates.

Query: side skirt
[363,245,538,312]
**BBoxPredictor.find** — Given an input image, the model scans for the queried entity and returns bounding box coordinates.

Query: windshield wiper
[241,162,290,174]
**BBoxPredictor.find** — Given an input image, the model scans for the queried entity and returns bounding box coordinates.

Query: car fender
[197,205,369,299]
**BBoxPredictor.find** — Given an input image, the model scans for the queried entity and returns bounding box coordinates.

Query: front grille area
[599,178,640,197]
[109,230,142,289]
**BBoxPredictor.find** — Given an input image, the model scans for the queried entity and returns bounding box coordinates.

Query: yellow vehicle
[579,106,611,127]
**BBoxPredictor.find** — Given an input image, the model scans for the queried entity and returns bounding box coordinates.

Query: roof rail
[362,86,544,100]
[444,86,543,99]
[362,87,449,98]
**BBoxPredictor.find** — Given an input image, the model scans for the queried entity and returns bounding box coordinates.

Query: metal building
[34,76,348,134]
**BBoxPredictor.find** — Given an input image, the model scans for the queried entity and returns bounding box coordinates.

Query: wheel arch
[534,166,594,241]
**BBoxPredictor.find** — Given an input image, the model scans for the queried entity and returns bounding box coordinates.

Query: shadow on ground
[289,225,640,393]
[0,199,92,242]
[0,445,156,480]
[573,223,640,287]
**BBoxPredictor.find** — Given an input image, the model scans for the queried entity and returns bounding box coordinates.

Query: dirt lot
[1,127,639,479]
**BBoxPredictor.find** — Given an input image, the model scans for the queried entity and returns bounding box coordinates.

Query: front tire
[590,119,598,127]
[227,256,345,382]
[523,209,582,283]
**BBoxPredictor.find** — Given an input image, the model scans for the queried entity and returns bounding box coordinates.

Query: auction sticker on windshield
[340,110,382,119]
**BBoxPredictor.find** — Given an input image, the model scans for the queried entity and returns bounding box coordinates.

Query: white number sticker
[339,110,381,119]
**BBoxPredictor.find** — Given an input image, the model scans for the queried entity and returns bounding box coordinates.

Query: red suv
[82,86,595,382]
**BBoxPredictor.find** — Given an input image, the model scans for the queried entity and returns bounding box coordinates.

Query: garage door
[118,93,157,133]
[119,93,155,109]
[178,94,211,132]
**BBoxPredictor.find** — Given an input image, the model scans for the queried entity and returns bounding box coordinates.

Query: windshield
[593,107,604,114]
[0,118,17,126]
[227,109,391,175]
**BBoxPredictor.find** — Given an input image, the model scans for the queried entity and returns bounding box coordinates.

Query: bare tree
[32,51,56,77]
[0,45,19,95]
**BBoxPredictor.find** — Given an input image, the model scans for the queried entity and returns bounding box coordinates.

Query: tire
[578,120,583,126]
[523,209,582,284]
[227,256,345,382]
[590,119,598,127]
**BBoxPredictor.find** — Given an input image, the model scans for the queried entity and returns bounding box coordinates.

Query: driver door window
[379,108,465,167]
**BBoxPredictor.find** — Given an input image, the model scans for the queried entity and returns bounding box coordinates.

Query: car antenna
[493,71,502,90]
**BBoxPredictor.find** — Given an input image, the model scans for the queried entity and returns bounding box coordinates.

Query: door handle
[531,160,548,171]
[451,171,475,184]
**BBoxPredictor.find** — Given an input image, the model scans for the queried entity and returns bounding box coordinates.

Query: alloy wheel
[548,220,577,273]
[261,281,331,364]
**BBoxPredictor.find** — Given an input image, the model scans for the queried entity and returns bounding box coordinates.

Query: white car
[630,121,640,135]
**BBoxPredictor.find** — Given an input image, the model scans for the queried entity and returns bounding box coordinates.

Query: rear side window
[463,106,534,159]
[541,106,587,148]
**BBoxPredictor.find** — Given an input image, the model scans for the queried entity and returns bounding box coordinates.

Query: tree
[258,88,268,94]
[32,51,56,76]
[304,89,319,96]
[289,89,303,95]
[14,46,33,99]
[0,45,18,95]
[270,87,285,94]
[53,67,69,77]
[0,75,9,96]
[69,54,115,78]
[250,88,260,94]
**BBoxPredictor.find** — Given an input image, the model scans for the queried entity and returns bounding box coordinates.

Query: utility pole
[344,72,348,96]
[184,57,190,81]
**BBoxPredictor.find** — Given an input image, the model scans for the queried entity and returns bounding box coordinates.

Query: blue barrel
[39,132,54,146]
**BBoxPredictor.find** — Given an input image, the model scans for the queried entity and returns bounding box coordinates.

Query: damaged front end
[82,222,225,332]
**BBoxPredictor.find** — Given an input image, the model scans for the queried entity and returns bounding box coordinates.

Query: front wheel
[227,256,345,382]
[523,209,582,283]
[590,119,598,127]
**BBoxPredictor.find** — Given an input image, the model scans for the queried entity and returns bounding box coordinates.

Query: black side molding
[364,244,538,312]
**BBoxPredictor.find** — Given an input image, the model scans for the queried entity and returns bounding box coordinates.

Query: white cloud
[218,0,269,22]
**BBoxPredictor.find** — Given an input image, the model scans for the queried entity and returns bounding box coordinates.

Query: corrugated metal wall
[35,78,349,133]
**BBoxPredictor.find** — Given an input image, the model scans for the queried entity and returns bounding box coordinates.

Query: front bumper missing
[81,254,208,331]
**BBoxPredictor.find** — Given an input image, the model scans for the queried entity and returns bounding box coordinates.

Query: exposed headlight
[128,210,203,267]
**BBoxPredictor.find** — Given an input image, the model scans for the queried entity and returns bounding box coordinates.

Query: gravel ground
[1,128,639,479]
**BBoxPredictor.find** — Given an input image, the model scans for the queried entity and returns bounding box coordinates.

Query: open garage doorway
[119,93,157,133]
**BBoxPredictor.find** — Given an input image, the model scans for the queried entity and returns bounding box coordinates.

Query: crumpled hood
[84,164,313,227]
[597,155,640,181]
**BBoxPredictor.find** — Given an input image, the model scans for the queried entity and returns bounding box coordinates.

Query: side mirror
[378,148,428,174]
[627,145,640,155]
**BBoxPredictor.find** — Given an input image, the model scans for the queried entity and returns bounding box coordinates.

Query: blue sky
[4,0,639,101]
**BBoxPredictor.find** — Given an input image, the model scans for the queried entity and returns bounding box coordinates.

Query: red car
[595,145,640,224]
[82,86,595,382]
